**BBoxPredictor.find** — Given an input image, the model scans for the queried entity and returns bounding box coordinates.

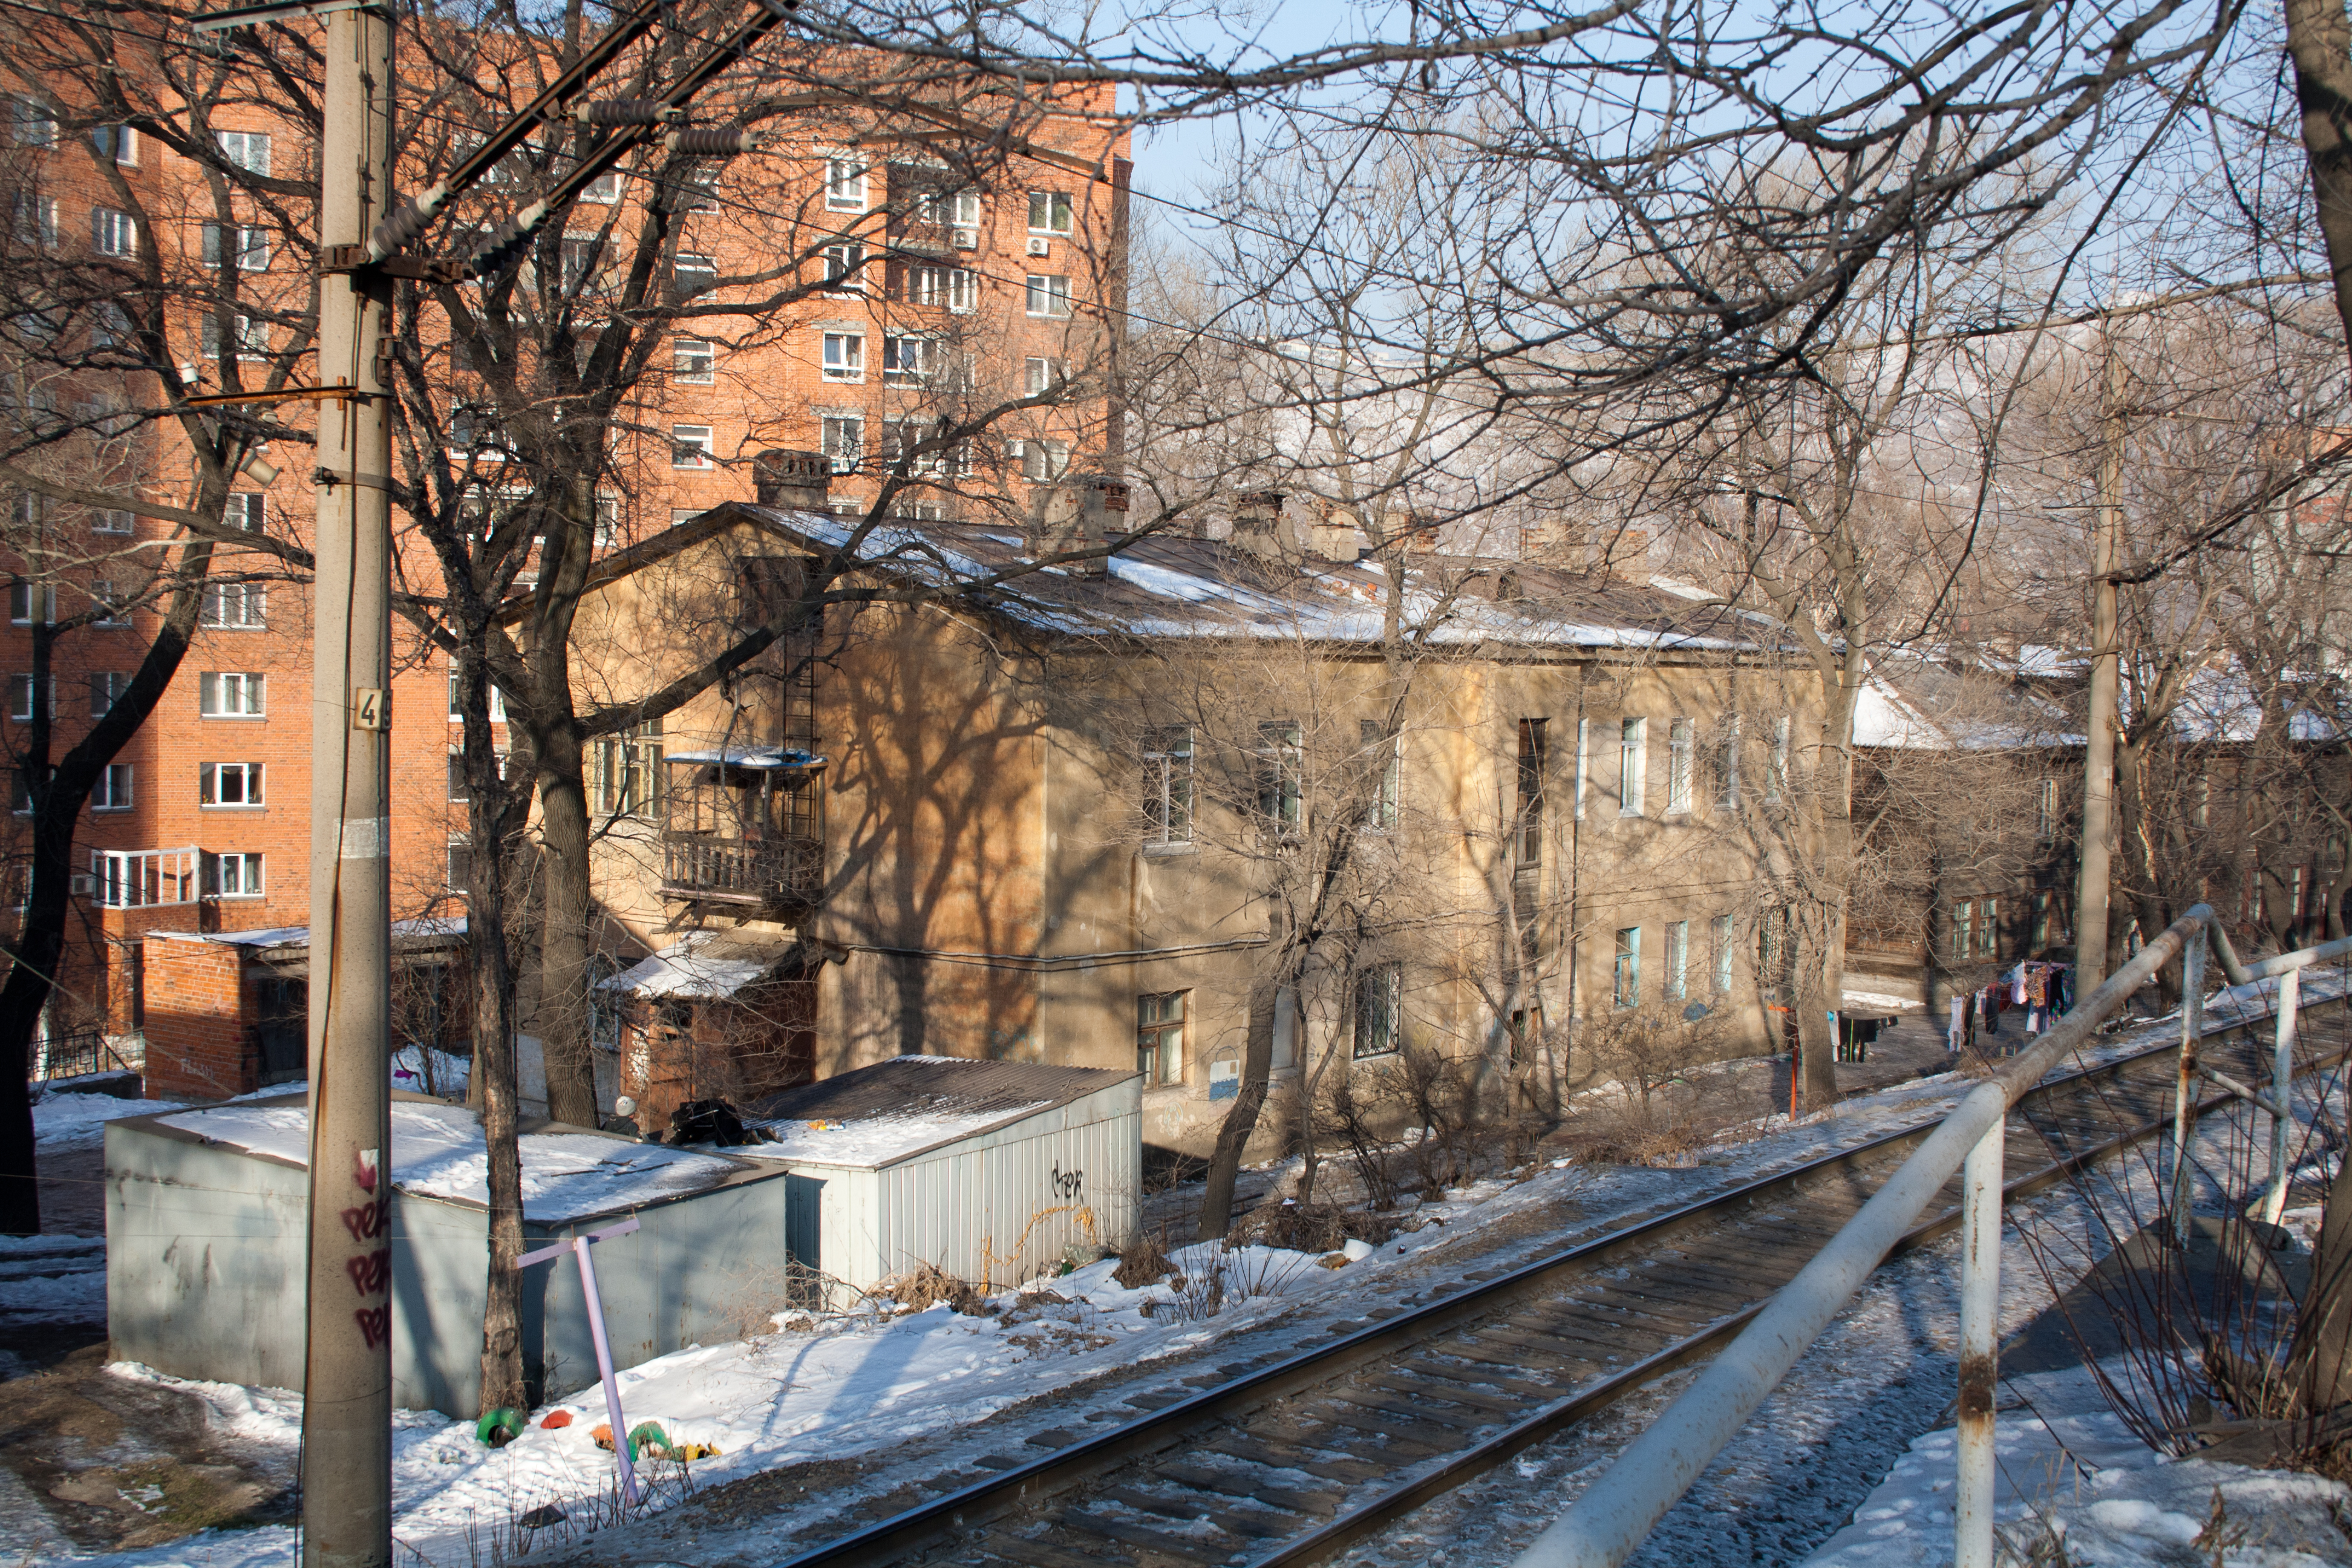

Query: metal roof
[748,1054,1135,1126]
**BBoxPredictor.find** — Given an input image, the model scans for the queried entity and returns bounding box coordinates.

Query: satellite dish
[1682,1002,1711,1022]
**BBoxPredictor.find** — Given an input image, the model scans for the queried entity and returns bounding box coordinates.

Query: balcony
[84,847,200,908]
[659,746,827,915]
[659,832,824,909]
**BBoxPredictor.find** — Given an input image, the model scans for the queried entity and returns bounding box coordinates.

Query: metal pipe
[2171,935,2206,1246]
[573,1234,640,1505]
[1955,1117,2004,1568]
[2267,966,2301,1225]
[1508,907,2207,1568]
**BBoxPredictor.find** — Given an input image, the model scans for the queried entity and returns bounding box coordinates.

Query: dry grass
[1226,1199,1397,1252]
[870,1263,992,1316]
[1112,1227,1175,1289]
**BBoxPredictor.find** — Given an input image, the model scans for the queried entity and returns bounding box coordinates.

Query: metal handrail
[1513,905,2352,1568]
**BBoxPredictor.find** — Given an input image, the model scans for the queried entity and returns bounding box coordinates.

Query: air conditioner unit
[1026,236,1050,257]
[952,226,978,250]
[68,874,93,897]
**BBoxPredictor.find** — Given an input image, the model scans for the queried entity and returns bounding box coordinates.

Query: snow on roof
[663,746,827,770]
[147,915,469,949]
[154,1099,746,1221]
[599,930,802,1000]
[742,1056,1136,1170]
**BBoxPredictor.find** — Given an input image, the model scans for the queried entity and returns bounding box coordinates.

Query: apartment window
[1353,964,1403,1058]
[1667,718,1693,814]
[822,415,864,474]
[445,748,468,803]
[12,193,54,248]
[10,97,54,146]
[1517,718,1547,861]
[1023,357,1063,397]
[8,674,49,720]
[93,508,132,535]
[1573,717,1589,820]
[1980,895,1999,955]
[201,222,269,271]
[1013,437,1071,481]
[447,835,472,891]
[1028,191,1074,234]
[91,763,131,811]
[199,671,264,717]
[91,123,137,165]
[1759,908,1790,998]
[1713,913,1735,993]
[1613,927,1642,1009]
[822,332,864,382]
[1142,726,1193,846]
[200,761,262,806]
[592,725,663,816]
[204,852,263,897]
[824,156,867,211]
[8,580,54,624]
[92,208,136,257]
[1362,720,1400,831]
[895,262,975,310]
[446,671,508,724]
[1255,720,1302,834]
[224,492,266,531]
[200,582,265,628]
[1950,900,1974,963]
[581,169,622,203]
[670,424,714,468]
[92,581,128,625]
[2033,890,2053,950]
[821,239,864,292]
[88,671,124,716]
[1618,717,1647,817]
[215,129,270,175]
[1025,274,1071,317]
[881,335,933,385]
[557,234,603,292]
[200,312,268,360]
[1665,919,1690,1002]
[2037,778,2058,841]
[671,251,717,296]
[1768,715,1791,802]
[1716,716,1742,806]
[672,337,714,384]
[1136,991,1186,1083]
[2191,774,2210,829]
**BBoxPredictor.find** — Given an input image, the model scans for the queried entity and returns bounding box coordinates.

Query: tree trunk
[0,809,76,1235]
[1197,953,1288,1241]
[2288,0,2352,379]
[535,717,599,1129]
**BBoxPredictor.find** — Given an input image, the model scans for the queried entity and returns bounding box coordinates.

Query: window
[8,674,49,721]
[9,580,53,624]
[201,221,269,271]
[581,169,622,203]
[1143,725,1193,846]
[446,748,468,803]
[1137,991,1186,1083]
[670,424,714,468]
[1027,191,1074,234]
[200,761,262,806]
[822,332,864,382]
[824,156,867,212]
[215,129,270,175]
[881,335,933,385]
[200,312,267,360]
[1012,437,1071,481]
[2033,890,2053,950]
[822,415,864,474]
[1618,717,1647,817]
[1713,913,1735,993]
[13,194,54,247]
[446,671,508,723]
[1768,714,1791,802]
[92,580,128,625]
[1362,720,1400,831]
[2037,779,2058,842]
[671,251,716,296]
[672,336,714,384]
[224,492,266,531]
[1353,964,1402,1058]
[10,97,54,146]
[92,208,136,257]
[200,581,265,628]
[446,834,472,890]
[1716,716,1742,807]
[1516,718,1546,860]
[1573,717,1589,820]
[199,671,264,717]
[92,508,132,535]
[1759,908,1790,996]
[91,123,137,165]
[91,764,131,811]
[894,261,976,310]
[821,238,864,292]
[88,671,124,716]
[1667,718,1693,814]
[558,234,602,292]
[1025,274,1071,317]
[1665,920,1689,1002]
[1979,896,1999,955]
[1613,927,1641,1008]
[1025,356,1064,396]
[1950,900,1973,964]
[1255,720,1302,834]
[592,725,662,816]
[91,302,129,350]
[204,852,263,897]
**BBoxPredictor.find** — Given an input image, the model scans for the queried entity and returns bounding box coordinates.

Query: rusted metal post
[2169,934,2207,1246]
[1955,1116,2004,1568]
[2265,966,2301,1226]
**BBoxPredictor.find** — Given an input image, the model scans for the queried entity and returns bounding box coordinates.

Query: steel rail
[765,965,2330,1568]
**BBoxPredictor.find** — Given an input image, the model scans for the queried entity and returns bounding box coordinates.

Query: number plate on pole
[352,687,390,731]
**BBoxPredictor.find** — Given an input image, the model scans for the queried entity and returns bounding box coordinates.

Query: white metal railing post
[2169,930,2207,1246]
[2265,965,2301,1225]
[1955,1115,2005,1568]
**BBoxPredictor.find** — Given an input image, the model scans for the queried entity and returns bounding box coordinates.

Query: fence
[1511,903,2350,1568]
[34,1027,134,1080]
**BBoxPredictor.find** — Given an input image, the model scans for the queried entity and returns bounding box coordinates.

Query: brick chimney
[753,449,831,511]
[1520,520,1589,563]
[1230,490,1289,560]
[1595,527,1650,587]
[1033,474,1127,575]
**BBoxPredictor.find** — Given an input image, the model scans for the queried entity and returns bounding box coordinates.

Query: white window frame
[670,423,714,468]
[1136,990,1186,1083]
[822,414,864,474]
[199,760,263,807]
[199,581,266,629]
[1143,725,1194,848]
[215,129,270,176]
[1768,714,1791,802]
[1713,913,1736,993]
[207,851,263,897]
[92,123,137,165]
[92,207,136,257]
[1352,963,1403,1059]
[1613,926,1642,1009]
[824,155,867,212]
[1618,716,1647,817]
[201,312,268,361]
[8,673,50,721]
[672,336,714,385]
[1665,919,1689,1002]
[201,221,269,272]
[224,492,266,531]
[1667,717,1693,814]
[1024,356,1064,396]
[9,580,54,624]
[10,97,54,147]
[881,334,932,385]
[1716,715,1742,807]
[1025,273,1071,318]
[1012,437,1071,482]
[91,763,131,811]
[88,671,125,716]
[92,508,132,535]
[671,251,717,296]
[13,194,55,247]
[581,169,623,203]
[199,671,265,717]
[821,331,864,382]
[1027,190,1074,234]
[446,670,509,724]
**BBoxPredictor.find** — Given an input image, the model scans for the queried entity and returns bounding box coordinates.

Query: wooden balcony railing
[659,832,824,909]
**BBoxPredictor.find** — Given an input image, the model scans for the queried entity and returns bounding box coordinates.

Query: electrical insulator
[573,99,672,126]
[664,126,758,155]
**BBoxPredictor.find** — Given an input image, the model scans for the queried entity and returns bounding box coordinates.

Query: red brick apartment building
[0,23,1128,1099]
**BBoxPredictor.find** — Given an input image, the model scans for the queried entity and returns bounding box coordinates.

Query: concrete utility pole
[2076,344,2126,996]
[304,2,396,1561]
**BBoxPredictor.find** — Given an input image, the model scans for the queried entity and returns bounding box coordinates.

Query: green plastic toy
[475,1407,524,1447]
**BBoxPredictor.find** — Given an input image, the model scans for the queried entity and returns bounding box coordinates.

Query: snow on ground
[0,1232,105,1325]
[33,1088,189,1148]
[41,975,2351,1566]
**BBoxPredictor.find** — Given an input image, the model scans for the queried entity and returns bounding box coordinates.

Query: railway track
[779,1000,2348,1568]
